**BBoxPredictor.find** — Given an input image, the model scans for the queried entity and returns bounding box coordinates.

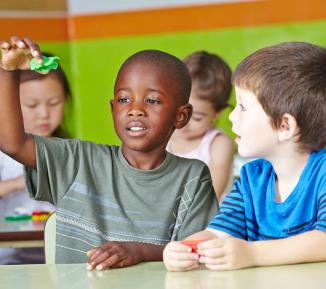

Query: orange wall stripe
[0,17,68,42]
[69,0,326,40]
[0,0,325,42]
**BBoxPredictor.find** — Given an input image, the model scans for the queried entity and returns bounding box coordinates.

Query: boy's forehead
[235,86,258,103]
[119,60,167,77]
[116,61,177,92]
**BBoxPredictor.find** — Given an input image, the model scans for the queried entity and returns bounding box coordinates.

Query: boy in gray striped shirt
[0,36,218,269]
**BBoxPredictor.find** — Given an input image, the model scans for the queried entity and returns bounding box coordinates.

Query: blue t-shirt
[208,149,326,240]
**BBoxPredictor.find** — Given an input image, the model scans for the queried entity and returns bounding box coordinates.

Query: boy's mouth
[126,122,147,136]
[127,127,146,131]
[126,126,147,137]
[235,134,241,144]
[232,129,241,143]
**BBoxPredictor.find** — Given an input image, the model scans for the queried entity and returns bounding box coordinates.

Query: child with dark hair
[164,42,326,271]
[168,51,234,202]
[0,37,218,269]
[0,52,70,264]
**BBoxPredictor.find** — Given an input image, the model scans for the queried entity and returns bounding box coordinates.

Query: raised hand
[0,36,42,71]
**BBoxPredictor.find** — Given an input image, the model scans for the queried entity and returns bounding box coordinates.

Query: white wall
[67,0,253,15]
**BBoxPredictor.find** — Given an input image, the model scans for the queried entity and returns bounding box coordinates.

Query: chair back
[44,212,56,264]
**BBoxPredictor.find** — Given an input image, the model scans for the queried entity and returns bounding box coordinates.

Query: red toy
[181,239,207,254]
[31,211,50,221]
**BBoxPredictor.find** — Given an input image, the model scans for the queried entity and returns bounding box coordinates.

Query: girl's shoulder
[210,131,234,158]
[211,131,233,147]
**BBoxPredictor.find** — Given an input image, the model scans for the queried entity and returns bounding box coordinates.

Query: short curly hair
[116,50,192,105]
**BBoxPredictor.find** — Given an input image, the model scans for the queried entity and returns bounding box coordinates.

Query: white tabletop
[1,261,326,289]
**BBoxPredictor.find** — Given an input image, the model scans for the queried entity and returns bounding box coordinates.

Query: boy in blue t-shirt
[164,42,326,271]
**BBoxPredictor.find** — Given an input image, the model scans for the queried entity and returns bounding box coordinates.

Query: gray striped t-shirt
[24,136,218,263]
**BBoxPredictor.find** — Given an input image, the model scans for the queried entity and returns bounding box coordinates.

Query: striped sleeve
[315,185,326,232]
[207,179,247,239]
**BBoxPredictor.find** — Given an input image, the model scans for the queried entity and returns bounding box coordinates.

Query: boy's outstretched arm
[87,242,165,270]
[197,229,326,270]
[0,36,42,168]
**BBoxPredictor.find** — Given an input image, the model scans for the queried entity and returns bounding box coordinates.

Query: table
[1,261,326,289]
[0,219,44,248]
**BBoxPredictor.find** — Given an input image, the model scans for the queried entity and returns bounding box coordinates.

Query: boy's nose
[228,107,236,123]
[128,109,145,117]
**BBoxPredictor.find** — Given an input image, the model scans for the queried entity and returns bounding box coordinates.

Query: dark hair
[19,52,71,138]
[184,51,232,112]
[233,42,326,152]
[115,50,192,105]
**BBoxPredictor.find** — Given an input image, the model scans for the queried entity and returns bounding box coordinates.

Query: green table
[1,261,326,289]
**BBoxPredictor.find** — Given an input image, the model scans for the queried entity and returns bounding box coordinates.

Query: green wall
[41,19,326,144]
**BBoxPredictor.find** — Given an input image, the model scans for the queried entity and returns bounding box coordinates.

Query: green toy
[30,55,60,74]
[4,215,32,221]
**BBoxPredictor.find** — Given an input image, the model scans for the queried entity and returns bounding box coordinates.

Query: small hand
[197,237,255,270]
[86,241,143,271]
[0,36,42,71]
[163,241,199,272]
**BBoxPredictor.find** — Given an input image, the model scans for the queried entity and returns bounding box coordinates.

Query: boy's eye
[239,104,246,111]
[117,97,130,104]
[146,98,160,105]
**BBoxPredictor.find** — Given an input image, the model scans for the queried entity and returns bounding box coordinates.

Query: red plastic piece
[181,240,204,254]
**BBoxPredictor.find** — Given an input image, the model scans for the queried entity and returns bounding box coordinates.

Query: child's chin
[238,148,253,158]
[38,131,52,137]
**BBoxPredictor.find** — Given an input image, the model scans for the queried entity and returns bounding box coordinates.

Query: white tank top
[0,150,55,217]
[167,129,221,166]
[167,129,233,201]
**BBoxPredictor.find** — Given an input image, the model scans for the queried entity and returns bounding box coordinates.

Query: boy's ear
[174,104,193,129]
[278,113,298,141]
[109,99,114,111]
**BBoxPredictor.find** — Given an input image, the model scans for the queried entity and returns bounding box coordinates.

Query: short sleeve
[207,179,247,239]
[24,135,80,205]
[172,166,219,240]
[315,178,326,232]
